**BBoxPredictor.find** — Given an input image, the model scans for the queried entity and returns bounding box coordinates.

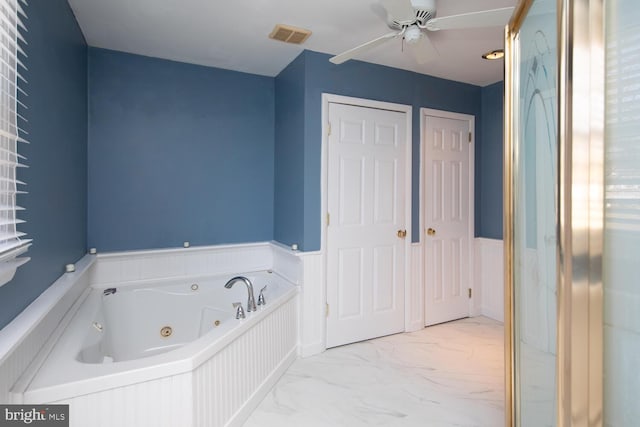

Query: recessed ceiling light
[482,49,504,60]
[482,49,504,61]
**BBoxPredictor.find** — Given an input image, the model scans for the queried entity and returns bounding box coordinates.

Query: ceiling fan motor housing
[411,0,436,25]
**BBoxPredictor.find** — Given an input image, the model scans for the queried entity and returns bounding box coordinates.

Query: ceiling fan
[329,0,514,65]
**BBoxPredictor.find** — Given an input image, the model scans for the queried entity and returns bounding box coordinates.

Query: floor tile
[244,316,504,427]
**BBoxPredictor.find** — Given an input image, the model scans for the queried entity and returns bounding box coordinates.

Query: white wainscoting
[475,238,504,322]
[53,297,298,427]
[270,242,303,285]
[90,243,275,287]
[296,252,324,357]
[270,243,326,357]
[0,242,304,416]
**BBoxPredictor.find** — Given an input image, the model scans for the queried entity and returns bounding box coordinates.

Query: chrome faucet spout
[224,276,257,312]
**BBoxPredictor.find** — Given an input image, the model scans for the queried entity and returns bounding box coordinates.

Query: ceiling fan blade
[330,32,400,64]
[409,34,438,65]
[370,3,389,23]
[381,0,416,24]
[425,7,515,31]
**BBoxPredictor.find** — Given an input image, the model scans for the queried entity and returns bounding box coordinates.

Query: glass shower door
[507,0,558,425]
[604,0,640,425]
[507,0,607,424]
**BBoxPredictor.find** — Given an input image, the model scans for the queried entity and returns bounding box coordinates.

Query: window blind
[0,0,29,285]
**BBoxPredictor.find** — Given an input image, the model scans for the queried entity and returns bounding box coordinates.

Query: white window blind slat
[0,11,26,47]
[0,239,30,262]
[0,204,23,211]
[0,158,27,167]
[0,45,28,73]
[0,8,25,45]
[0,0,28,287]
[0,28,25,58]
[0,66,26,96]
[0,177,25,185]
[0,230,26,240]
[0,128,27,143]
[15,2,26,23]
[0,151,26,162]
[0,218,23,226]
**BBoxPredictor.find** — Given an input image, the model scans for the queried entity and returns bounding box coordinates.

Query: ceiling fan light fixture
[404,25,422,44]
[482,49,504,60]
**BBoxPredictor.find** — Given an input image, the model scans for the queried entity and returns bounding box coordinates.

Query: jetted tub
[12,269,299,427]
[80,274,265,363]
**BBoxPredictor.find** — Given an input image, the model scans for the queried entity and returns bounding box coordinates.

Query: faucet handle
[257,285,267,306]
[232,302,245,319]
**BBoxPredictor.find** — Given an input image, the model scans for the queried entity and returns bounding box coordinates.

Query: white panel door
[424,115,471,326]
[326,103,407,348]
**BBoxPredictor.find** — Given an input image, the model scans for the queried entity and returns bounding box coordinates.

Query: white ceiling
[68,0,516,87]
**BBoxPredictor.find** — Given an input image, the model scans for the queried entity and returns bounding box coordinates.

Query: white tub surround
[0,254,95,404]
[3,242,302,427]
[89,242,278,286]
[14,271,297,404]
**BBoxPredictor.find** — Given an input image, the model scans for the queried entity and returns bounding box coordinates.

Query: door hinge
[468,288,472,298]
[468,132,472,143]
[326,303,329,317]
[326,212,330,226]
[327,122,332,136]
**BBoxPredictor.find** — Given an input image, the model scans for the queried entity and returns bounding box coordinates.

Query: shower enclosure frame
[504,0,604,426]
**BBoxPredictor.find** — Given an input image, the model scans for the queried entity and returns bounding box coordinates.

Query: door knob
[427,228,436,236]
[397,230,407,238]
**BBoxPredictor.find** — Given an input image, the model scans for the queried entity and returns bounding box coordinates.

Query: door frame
[419,108,476,324]
[321,93,413,348]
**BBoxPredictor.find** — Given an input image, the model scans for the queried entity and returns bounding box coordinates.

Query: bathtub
[11,265,299,427]
[81,273,276,363]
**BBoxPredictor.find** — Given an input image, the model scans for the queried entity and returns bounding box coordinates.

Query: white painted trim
[321,93,413,344]
[0,255,95,363]
[93,241,270,259]
[419,108,476,322]
[0,255,94,403]
[90,242,275,286]
[406,243,425,332]
[296,252,324,357]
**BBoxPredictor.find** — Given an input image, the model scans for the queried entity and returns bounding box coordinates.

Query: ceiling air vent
[269,24,312,44]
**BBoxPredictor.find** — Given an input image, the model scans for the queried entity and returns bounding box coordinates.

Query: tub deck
[12,270,298,406]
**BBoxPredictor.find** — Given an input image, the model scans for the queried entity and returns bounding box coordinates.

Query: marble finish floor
[244,316,504,427]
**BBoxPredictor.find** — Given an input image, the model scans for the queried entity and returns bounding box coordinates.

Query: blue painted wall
[88,49,275,251]
[0,0,88,330]
[479,81,504,239]
[274,50,483,251]
[274,53,306,247]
